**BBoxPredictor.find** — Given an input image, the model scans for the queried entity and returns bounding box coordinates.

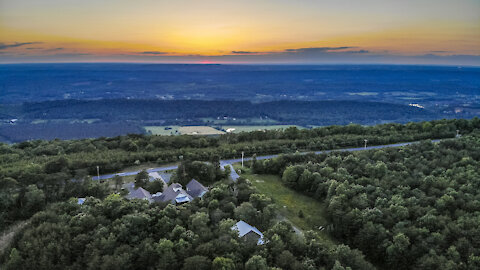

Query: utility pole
[364,139,368,149]
[241,151,244,168]
[96,166,100,180]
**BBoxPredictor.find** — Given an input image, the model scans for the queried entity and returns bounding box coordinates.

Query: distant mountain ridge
[6,99,440,124]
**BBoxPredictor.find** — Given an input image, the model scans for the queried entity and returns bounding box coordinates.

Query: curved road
[93,139,441,181]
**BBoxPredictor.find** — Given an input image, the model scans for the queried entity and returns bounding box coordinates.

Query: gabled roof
[153,183,192,204]
[231,221,264,245]
[122,182,136,193]
[159,173,172,183]
[127,187,152,201]
[186,179,208,198]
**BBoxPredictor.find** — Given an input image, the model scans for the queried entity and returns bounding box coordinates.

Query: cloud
[285,46,354,53]
[44,47,64,52]
[140,51,168,55]
[347,49,369,54]
[429,50,451,53]
[231,51,259,54]
[0,42,42,50]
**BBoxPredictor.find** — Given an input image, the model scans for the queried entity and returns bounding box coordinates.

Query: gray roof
[159,173,172,183]
[186,179,208,198]
[122,182,136,193]
[153,183,192,204]
[231,221,264,245]
[127,187,152,201]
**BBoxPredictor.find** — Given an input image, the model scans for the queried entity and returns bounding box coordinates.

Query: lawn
[237,167,333,242]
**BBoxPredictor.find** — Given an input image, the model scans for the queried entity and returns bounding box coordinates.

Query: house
[148,172,162,182]
[159,173,172,184]
[126,187,152,202]
[231,221,264,245]
[122,182,136,193]
[153,179,208,204]
[153,183,193,204]
[185,179,208,198]
[77,198,86,205]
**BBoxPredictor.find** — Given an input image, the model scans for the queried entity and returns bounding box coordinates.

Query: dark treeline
[0,118,478,231]
[0,122,144,142]
[251,135,480,269]
[5,99,441,125]
[1,178,374,270]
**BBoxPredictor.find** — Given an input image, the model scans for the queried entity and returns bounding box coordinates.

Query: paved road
[93,139,440,181]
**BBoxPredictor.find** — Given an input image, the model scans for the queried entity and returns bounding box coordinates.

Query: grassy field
[144,126,181,135]
[144,126,225,135]
[237,167,332,242]
[178,126,225,135]
[145,124,305,135]
[201,117,279,125]
[222,125,304,133]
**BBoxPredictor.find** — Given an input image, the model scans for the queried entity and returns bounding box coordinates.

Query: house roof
[153,183,192,204]
[122,182,136,193]
[231,221,264,245]
[186,179,208,198]
[175,193,191,203]
[159,173,172,183]
[77,198,86,205]
[127,187,152,200]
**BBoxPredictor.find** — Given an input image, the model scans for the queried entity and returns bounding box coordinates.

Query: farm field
[178,126,225,135]
[144,125,225,135]
[201,117,279,125]
[221,125,304,133]
[144,126,181,135]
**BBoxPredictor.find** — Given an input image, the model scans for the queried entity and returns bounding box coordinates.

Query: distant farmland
[144,126,225,136]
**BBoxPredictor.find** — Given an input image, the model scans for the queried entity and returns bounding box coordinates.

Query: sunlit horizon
[1,0,479,65]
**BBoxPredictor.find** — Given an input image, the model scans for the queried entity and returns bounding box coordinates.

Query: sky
[0,0,479,65]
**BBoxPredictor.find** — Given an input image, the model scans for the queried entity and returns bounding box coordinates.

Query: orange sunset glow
[1,0,479,64]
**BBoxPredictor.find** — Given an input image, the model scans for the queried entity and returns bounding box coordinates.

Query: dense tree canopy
[252,134,480,269]
[0,178,373,270]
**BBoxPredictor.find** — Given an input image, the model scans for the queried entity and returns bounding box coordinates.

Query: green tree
[182,255,211,270]
[212,257,235,270]
[245,255,268,270]
[113,175,123,191]
[135,169,149,189]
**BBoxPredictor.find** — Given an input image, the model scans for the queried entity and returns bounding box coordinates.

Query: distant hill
[10,99,441,124]
[0,99,448,142]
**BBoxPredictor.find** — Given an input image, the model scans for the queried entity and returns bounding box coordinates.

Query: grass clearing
[237,167,333,242]
[222,125,304,133]
[201,117,279,125]
[178,126,225,135]
[145,126,225,135]
[144,126,181,135]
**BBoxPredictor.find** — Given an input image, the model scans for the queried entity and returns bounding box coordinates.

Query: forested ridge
[2,99,440,125]
[0,119,478,232]
[0,118,479,269]
[251,134,480,269]
[1,178,376,270]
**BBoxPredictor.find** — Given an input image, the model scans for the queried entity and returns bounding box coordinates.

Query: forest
[0,178,374,270]
[251,135,480,269]
[0,118,479,269]
[0,118,478,232]
[0,98,448,142]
